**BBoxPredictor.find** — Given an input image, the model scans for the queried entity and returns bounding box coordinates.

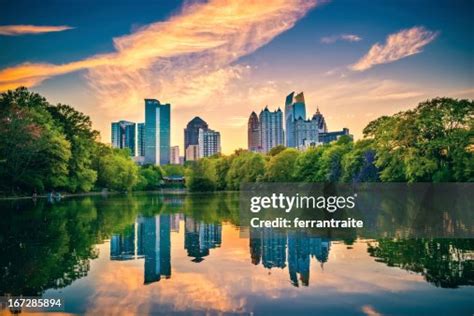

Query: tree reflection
[368,238,474,288]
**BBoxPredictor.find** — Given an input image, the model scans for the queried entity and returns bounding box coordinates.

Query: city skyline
[0,0,472,154]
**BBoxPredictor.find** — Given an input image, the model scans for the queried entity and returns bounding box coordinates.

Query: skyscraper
[248,111,261,152]
[170,146,180,164]
[184,117,208,160]
[111,120,136,156]
[198,128,221,158]
[137,123,145,157]
[285,91,307,148]
[144,99,170,165]
[185,145,200,161]
[259,106,284,153]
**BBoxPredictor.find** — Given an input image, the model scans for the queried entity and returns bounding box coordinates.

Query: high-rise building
[111,120,136,156]
[184,117,208,160]
[170,146,180,164]
[198,128,221,158]
[248,111,261,152]
[293,109,328,149]
[137,123,145,157]
[185,145,200,161]
[319,128,351,144]
[259,106,284,153]
[285,91,306,148]
[144,99,170,165]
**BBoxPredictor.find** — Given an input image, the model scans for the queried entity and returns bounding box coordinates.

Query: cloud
[350,26,438,71]
[0,25,74,36]
[0,0,319,115]
[321,33,362,44]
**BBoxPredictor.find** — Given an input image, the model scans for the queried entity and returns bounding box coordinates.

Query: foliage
[92,145,139,192]
[185,158,217,191]
[135,165,165,190]
[264,148,300,182]
[0,88,71,193]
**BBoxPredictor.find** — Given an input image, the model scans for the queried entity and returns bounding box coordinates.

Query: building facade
[137,123,145,157]
[184,117,208,160]
[259,106,284,153]
[198,128,221,158]
[185,145,200,161]
[144,99,170,165]
[285,91,306,148]
[319,128,351,144]
[111,120,136,156]
[247,111,261,152]
[170,146,180,164]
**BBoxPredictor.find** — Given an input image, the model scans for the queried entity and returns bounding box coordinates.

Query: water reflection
[0,193,473,315]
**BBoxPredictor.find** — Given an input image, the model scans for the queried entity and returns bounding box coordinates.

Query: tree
[0,88,71,193]
[92,145,138,192]
[47,104,98,192]
[226,152,265,190]
[135,165,165,190]
[364,98,474,182]
[264,148,300,181]
[341,139,379,182]
[317,136,353,182]
[185,158,217,191]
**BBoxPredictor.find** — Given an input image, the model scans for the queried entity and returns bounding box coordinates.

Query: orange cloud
[0,25,73,36]
[350,26,438,71]
[0,0,320,117]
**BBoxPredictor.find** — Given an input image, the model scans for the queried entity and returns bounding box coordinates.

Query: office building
[111,120,136,156]
[185,145,200,161]
[137,123,145,157]
[144,99,170,165]
[198,128,221,158]
[259,106,284,153]
[248,111,261,152]
[294,109,329,149]
[184,117,208,160]
[170,146,180,164]
[319,128,352,144]
[285,91,306,148]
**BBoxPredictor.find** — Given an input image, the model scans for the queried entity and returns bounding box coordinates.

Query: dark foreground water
[0,192,473,315]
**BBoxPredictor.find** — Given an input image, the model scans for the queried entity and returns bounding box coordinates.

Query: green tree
[226,151,265,190]
[47,104,98,192]
[0,88,71,193]
[135,165,164,190]
[185,158,217,191]
[341,139,379,182]
[364,98,473,182]
[264,148,300,181]
[93,145,138,191]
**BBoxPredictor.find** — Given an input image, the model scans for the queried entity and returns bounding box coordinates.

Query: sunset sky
[0,0,473,154]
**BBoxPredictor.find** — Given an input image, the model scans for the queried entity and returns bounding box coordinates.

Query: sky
[0,0,473,154]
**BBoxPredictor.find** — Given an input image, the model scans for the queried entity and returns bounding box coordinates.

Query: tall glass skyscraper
[285,91,306,148]
[137,123,145,157]
[144,99,170,165]
[111,120,136,156]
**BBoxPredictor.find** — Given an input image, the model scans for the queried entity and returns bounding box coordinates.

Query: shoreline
[0,188,240,201]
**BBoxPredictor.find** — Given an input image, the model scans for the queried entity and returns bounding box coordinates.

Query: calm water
[1,192,473,315]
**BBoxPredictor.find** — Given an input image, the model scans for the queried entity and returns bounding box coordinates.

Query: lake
[1,192,473,315]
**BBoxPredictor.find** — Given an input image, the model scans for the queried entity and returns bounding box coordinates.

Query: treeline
[1,88,472,195]
[185,97,473,191]
[0,88,183,195]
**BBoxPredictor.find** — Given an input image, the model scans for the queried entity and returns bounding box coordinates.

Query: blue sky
[0,0,472,152]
